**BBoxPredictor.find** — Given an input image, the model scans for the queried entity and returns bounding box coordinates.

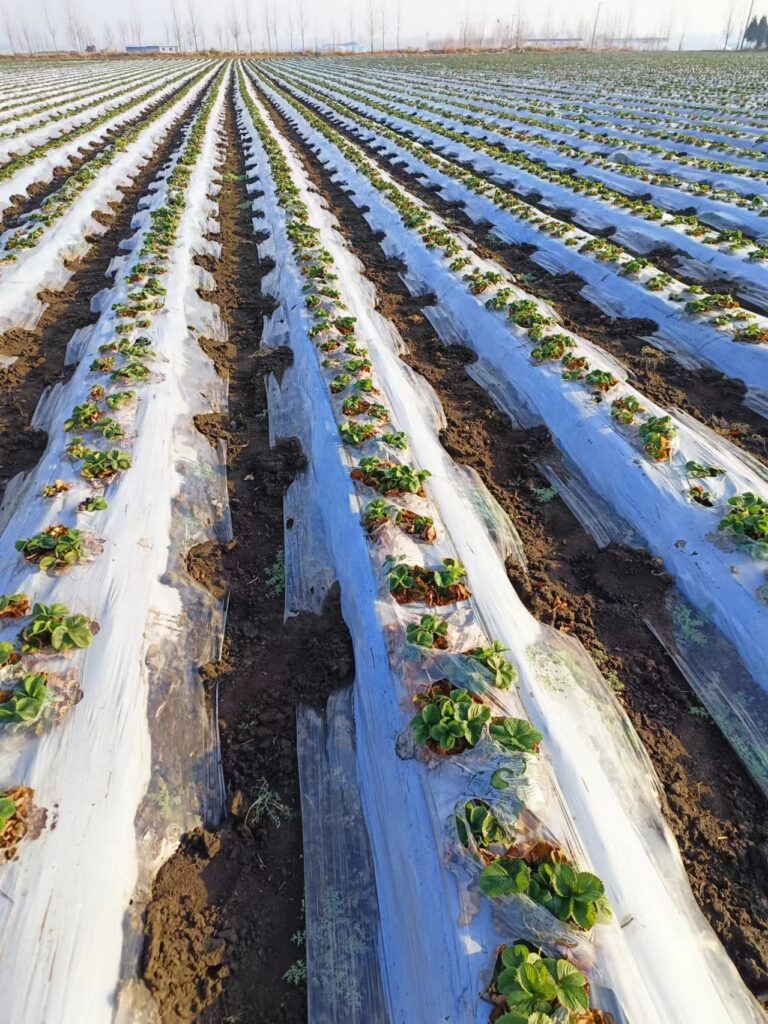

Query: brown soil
[140,86,353,1023]
[0,94,204,499]
[272,83,768,468]
[255,84,768,1001]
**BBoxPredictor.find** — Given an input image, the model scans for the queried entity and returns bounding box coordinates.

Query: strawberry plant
[81,449,132,480]
[489,717,542,753]
[411,684,490,754]
[42,481,70,498]
[479,857,611,929]
[382,431,408,450]
[465,641,518,689]
[64,403,104,431]
[20,603,94,653]
[611,395,644,424]
[0,643,20,667]
[386,557,470,604]
[0,795,16,834]
[333,315,357,335]
[584,369,618,393]
[719,493,768,553]
[15,526,86,571]
[455,799,506,851]
[531,334,575,362]
[406,614,449,649]
[0,673,50,724]
[0,594,30,619]
[79,496,108,513]
[339,421,378,446]
[330,373,351,393]
[639,415,677,461]
[352,456,430,496]
[489,943,590,1022]
[685,460,724,478]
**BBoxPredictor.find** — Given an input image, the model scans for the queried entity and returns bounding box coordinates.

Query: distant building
[318,40,365,52]
[85,44,97,53]
[125,44,180,53]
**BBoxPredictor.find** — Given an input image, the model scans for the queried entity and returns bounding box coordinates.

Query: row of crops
[0,52,767,1023]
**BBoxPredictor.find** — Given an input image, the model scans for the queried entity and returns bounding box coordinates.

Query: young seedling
[685,460,724,478]
[455,799,506,851]
[0,673,50,724]
[406,614,449,649]
[465,641,519,689]
[20,603,94,653]
[15,526,87,572]
[611,395,644,424]
[0,594,30,619]
[81,449,132,480]
[490,943,591,1020]
[78,496,108,513]
[41,480,70,498]
[480,856,611,930]
[339,420,378,446]
[411,685,490,754]
[352,456,431,497]
[718,492,768,551]
[489,717,542,753]
[0,795,17,834]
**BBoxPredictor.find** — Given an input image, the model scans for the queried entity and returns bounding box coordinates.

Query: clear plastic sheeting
[0,65,219,335]
[297,688,392,1023]
[237,68,767,1024]
[646,590,768,796]
[255,75,768,725]
[0,71,228,1024]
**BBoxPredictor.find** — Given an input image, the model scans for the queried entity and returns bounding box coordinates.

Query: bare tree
[229,3,241,50]
[117,18,129,49]
[43,3,59,52]
[288,10,294,50]
[296,0,306,50]
[2,4,17,54]
[186,0,199,50]
[19,15,35,54]
[103,21,115,50]
[723,1,736,49]
[395,0,401,50]
[367,0,376,51]
[168,0,183,49]
[271,0,278,51]
[264,1,272,51]
[128,2,143,48]
[379,0,386,50]
[243,0,253,51]
[215,20,224,49]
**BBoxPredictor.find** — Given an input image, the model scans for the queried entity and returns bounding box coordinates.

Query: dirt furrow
[140,83,352,1024]
[254,82,768,1002]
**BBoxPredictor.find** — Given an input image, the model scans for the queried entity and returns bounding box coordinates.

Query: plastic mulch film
[0,65,218,335]
[254,73,768,720]
[297,688,391,1022]
[237,68,766,1024]
[0,71,228,1024]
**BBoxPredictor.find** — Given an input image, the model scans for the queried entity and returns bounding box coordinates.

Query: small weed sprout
[266,548,285,595]
[243,779,291,835]
[282,960,307,986]
[532,485,558,504]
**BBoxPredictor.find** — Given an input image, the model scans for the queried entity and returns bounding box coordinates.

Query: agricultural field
[1,49,768,1024]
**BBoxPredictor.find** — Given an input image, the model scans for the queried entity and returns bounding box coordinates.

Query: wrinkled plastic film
[239,70,766,1024]
[297,689,391,1022]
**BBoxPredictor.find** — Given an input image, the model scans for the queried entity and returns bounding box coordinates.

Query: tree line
[744,15,768,48]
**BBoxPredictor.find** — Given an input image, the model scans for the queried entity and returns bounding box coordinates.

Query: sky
[0,0,759,54]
